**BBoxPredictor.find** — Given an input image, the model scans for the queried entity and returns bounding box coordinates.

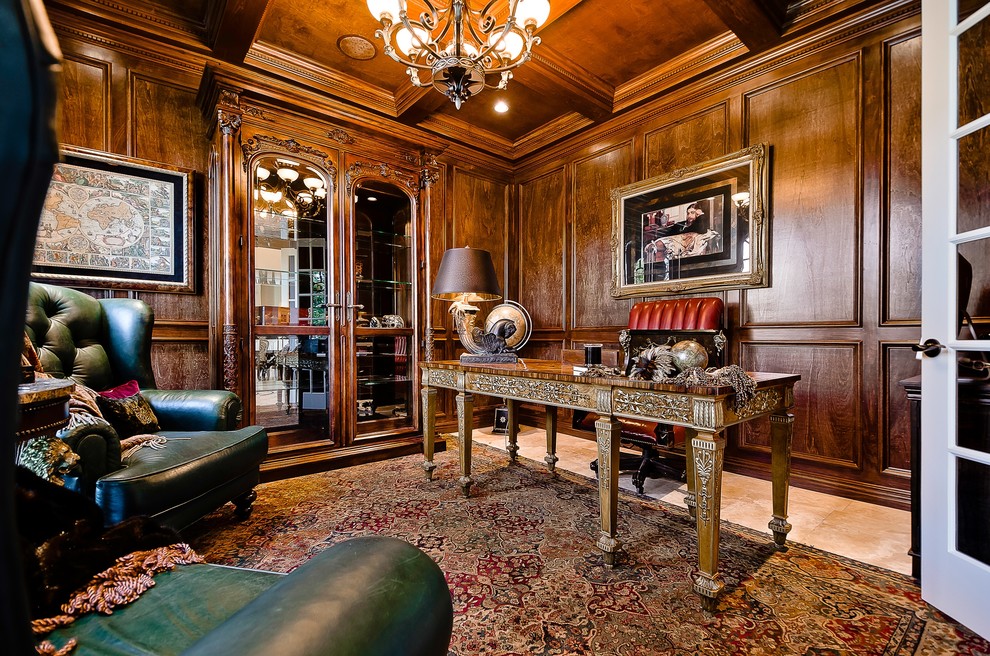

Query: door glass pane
[356,334,411,426]
[253,156,330,327]
[353,180,414,435]
[354,181,413,324]
[959,0,987,23]
[255,334,329,432]
[958,14,990,129]
[956,125,990,234]
[956,242,990,454]
[957,458,990,566]
[958,241,990,324]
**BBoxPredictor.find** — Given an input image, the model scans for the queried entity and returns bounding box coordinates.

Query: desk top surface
[422,359,799,396]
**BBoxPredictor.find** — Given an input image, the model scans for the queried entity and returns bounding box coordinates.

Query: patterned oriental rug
[186,444,990,655]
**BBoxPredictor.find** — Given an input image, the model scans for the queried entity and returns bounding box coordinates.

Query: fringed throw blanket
[32,543,203,655]
[656,364,758,412]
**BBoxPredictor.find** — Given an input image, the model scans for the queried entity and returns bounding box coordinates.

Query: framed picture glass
[611,144,770,298]
[32,146,195,293]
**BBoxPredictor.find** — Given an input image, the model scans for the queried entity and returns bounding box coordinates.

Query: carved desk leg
[691,430,726,612]
[456,391,474,497]
[768,411,795,549]
[544,405,559,474]
[684,427,698,520]
[506,398,520,462]
[421,387,438,481]
[595,415,623,567]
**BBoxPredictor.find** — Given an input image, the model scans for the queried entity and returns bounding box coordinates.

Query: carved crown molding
[345,161,418,195]
[51,21,203,76]
[327,128,356,145]
[47,0,207,39]
[245,42,397,117]
[240,135,338,184]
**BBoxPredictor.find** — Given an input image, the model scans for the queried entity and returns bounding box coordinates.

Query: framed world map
[32,146,194,293]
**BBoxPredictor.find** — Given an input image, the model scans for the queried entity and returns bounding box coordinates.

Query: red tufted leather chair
[586,297,724,492]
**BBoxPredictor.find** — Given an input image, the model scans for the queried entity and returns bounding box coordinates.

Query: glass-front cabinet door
[251,154,335,443]
[350,179,417,439]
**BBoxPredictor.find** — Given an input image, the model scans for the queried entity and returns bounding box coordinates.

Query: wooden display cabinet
[204,87,435,476]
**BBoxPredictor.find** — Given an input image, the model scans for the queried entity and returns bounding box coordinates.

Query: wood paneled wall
[434,168,514,415]
[55,34,212,391]
[511,13,925,509]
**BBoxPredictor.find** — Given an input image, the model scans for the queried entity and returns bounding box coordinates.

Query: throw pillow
[100,379,141,400]
[96,381,159,438]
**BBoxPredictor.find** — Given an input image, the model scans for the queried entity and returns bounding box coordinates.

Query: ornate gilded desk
[420,359,799,611]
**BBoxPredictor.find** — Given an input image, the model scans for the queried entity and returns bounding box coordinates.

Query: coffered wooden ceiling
[44,0,879,160]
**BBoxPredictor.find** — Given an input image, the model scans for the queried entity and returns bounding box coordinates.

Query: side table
[15,378,74,461]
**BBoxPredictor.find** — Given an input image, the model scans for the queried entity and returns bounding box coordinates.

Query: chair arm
[58,419,122,496]
[180,536,453,656]
[141,389,241,431]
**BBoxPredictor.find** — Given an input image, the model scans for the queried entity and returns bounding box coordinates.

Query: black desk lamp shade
[431,247,502,302]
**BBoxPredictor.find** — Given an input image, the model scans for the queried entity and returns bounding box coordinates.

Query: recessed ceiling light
[367,195,378,202]
[494,100,509,113]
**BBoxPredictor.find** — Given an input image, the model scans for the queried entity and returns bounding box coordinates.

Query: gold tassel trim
[32,543,203,654]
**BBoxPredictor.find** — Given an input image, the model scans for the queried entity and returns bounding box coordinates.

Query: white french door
[920,0,990,640]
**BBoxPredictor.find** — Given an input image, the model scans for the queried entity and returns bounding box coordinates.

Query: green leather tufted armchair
[25,282,269,530]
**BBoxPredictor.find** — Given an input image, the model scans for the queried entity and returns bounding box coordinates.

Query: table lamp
[432,246,520,363]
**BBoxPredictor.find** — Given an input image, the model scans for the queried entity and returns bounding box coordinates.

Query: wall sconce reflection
[731,192,750,209]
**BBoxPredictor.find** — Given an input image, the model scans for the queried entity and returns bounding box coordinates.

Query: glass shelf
[357,376,413,386]
[356,278,412,286]
[356,228,412,239]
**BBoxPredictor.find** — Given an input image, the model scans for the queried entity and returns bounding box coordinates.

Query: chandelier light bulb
[256,166,270,180]
[259,188,282,204]
[314,187,327,199]
[500,31,525,60]
[516,0,550,27]
[366,0,401,22]
[277,167,299,183]
[516,0,551,28]
[396,26,430,56]
[303,176,324,191]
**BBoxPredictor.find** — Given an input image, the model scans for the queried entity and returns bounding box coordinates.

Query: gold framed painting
[611,143,770,298]
[32,146,195,293]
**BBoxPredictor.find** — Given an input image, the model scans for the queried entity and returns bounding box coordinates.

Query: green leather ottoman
[95,426,268,531]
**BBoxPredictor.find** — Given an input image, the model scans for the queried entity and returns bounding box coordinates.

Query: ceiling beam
[700,0,782,53]
[395,84,449,124]
[210,0,274,64]
[512,46,613,123]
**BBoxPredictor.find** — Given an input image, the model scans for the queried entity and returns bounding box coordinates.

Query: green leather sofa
[25,282,269,530]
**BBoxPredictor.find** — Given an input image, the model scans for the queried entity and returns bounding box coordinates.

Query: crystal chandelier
[366,0,551,109]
